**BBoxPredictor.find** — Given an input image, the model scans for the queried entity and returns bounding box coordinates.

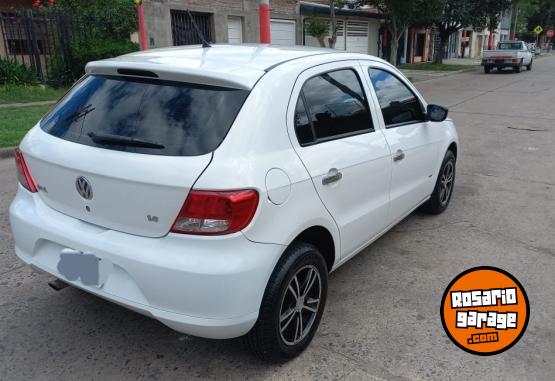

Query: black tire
[484,66,491,74]
[245,242,328,362]
[514,60,522,73]
[422,150,456,215]
[526,60,533,71]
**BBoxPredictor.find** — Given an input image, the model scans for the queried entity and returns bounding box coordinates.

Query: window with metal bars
[170,10,213,46]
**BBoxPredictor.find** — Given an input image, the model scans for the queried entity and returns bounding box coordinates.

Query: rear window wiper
[87,132,165,149]
[65,104,96,124]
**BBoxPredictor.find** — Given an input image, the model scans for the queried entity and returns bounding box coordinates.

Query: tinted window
[369,68,425,127]
[294,69,373,145]
[40,75,249,156]
[498,42,522,50]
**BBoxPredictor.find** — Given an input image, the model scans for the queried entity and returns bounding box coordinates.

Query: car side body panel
[284,61,392,258]
[193,63,342,268]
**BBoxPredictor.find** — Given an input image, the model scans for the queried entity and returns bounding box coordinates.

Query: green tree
[328,0,339,48]
[511,0,540,37]
[53,0,137,39]
[363,0,443,65]
[428,0,486,64]
[527,0,555,32]
[45,0,138,85]
[483,0,512,48]
[304,1,345,49]
[306,17,328,47]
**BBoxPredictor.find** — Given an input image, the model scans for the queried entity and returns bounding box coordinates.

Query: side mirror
[427,104,449,122]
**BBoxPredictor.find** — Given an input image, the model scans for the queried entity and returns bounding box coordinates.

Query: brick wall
[143,0,300,48]
[270,0,297,17]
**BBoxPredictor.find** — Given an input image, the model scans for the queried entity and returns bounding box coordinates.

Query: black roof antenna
[186,9,211,48]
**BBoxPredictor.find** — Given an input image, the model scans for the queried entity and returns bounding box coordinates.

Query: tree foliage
[526,0,555,31]
[427,0,510,63]
[0,58,39,86]
[483,0,512,32]
[53,0,137,39]
[306,17,329,47]
[45,0,139,85]
[363,0,442,64]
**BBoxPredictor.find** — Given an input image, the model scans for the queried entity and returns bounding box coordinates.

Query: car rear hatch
[20,74,251,238]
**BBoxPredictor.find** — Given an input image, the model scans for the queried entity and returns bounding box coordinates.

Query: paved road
[1,56,554,380]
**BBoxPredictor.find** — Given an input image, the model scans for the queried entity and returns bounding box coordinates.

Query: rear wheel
[514,60,522,73]
[527,60,533,71]
[245,242,328,362]
[422,150,456,215]
[484,66,491,74]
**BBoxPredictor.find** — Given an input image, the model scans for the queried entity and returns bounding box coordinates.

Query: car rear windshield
[498,42,521,50]
[40,75,250,156]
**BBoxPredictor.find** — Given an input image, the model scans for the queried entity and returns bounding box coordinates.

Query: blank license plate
[57,249,111,287]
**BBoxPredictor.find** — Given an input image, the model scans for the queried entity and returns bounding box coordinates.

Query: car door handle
[393,149,405,162]
[322,168,342,185]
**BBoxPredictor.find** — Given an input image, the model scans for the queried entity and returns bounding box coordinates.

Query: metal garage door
[227,16,242,44]
[346,20,368,54]
[270,19,295,46]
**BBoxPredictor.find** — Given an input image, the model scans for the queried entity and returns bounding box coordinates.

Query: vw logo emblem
[75,176,93,200]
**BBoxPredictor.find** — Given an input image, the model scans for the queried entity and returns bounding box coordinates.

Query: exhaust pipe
[48,278,69,291]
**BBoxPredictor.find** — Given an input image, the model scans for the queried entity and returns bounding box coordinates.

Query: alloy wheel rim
[439,161,454,206]
[279,265,321,346]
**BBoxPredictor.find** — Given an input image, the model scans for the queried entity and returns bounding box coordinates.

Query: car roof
[85,44,375,90]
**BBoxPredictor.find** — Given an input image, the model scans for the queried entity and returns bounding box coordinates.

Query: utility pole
[259,0,271,43]
[135,0,148,50]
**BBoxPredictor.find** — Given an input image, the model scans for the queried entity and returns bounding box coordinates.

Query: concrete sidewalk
[400,58,480,82]
[0,100,56,109]
[401,66,480,83]
[444,57,481,66]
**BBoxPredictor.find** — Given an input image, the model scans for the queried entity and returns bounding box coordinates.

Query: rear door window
[294,68,373,146]
[40,75,250,156]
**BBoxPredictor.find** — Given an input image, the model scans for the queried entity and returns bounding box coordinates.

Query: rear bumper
[9,187,285,339]
[481,60,520,67]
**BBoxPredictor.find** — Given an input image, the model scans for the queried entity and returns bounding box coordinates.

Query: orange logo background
[441,267,529,355]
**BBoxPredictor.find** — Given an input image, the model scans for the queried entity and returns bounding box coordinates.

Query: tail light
[171,189,259,235]
[14,149,37,193]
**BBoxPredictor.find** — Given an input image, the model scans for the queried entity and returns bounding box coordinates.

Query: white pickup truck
[481,41,533,73]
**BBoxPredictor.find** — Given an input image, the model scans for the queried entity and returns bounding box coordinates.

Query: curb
[0,100,56,110]
[0,147,16,159]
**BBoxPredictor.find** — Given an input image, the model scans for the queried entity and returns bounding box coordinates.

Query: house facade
[142,1,389,58]
[452,10,513,58]
[141,1,439,65]
[142,0,300,48]
[300,1,382,56]
[406,26,432,63]
[0,0,50,78]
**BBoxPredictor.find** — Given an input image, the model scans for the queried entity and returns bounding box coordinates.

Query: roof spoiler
[85,61,260,90]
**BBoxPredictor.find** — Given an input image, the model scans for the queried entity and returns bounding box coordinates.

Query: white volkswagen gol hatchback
[10,45,458,362]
